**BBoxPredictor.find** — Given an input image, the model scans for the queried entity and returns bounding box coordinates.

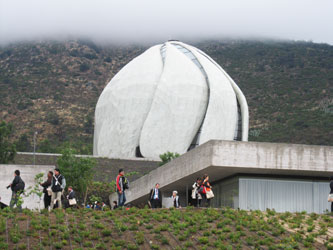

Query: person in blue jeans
[116,169,126,207]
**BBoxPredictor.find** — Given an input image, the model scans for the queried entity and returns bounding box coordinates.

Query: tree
[0,121,16,163]
[159,152,180,166]
[57,147,96,203]
[16,133,32,152]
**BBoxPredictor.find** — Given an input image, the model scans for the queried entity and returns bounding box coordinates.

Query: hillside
[0,39,332,153]
[0,207,332,249]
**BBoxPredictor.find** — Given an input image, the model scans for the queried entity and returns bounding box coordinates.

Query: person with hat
[172,190,180,208]
[50,168,66,209]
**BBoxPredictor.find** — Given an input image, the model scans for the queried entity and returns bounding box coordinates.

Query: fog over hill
[0,39,332,153]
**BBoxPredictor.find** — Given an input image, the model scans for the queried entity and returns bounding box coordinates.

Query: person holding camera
[7,170,25,211]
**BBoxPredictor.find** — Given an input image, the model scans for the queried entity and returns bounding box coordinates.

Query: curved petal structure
[140,44,208,157]
[94,45,163,158]
[94,41,249,159]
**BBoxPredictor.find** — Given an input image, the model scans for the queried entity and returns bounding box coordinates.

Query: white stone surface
[0,165,54,210]
[183,43,238,144]
[140,44,208,157]
[94,45,163,158]
[94,41,249,159]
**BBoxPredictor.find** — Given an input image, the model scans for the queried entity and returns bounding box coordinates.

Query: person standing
[116,169,126,207]
[40,171,53,209]
[202,174,213,207]
[172,191,180,208]
[330,176,333,213]
[150,183,162,208]
[65,186,76,208]
[192,177,202,207]
[50,168,66,209]
[7,170,25,211]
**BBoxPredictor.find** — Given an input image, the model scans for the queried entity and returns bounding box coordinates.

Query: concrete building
[94,41,249,160]
[110,140,333,213]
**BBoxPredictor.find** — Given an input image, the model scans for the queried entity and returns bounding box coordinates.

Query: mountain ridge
[0,39,332,153]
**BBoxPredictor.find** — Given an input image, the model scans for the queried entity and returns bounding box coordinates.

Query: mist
[1,0,333,45]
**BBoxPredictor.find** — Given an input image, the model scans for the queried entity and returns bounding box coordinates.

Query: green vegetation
[57,147,96,203]
[0,207,331,249]
[0,121,16,163]
[159,151,180,166]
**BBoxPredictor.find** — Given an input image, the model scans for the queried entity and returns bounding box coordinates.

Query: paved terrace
[109,140,333,206]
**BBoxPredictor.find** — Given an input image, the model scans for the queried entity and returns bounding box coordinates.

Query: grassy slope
[0,40,332,153]
[0,207,332,249]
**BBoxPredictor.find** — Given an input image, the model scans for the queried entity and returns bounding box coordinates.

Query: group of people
[192,174,214,207]
[39,168,77,210]
[6,168,76,210]
[5,168,333,213]
[148,183,181,208]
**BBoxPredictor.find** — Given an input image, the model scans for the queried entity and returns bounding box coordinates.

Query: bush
[159,151,180,166]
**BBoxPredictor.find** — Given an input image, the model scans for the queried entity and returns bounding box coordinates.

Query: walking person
[150,183,162,208]
[192,177,202,207]
[7,170,25,211]
[40,171,53,209]
[116,169,127,207]
[172,191,181,208]
[50,168,66,209]
[202,174,213,207]
[330,176,333,213]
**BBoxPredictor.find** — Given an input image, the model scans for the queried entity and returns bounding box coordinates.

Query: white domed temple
[94,41,249,159]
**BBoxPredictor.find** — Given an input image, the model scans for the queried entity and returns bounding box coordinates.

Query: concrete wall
[0,164,54,210]
[14,152,160,183]
[111,140,333,211]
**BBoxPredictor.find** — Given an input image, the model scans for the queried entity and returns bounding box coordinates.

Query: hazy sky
[1,0,333,45]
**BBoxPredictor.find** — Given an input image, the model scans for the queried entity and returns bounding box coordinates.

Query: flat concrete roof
[110,140,333,205]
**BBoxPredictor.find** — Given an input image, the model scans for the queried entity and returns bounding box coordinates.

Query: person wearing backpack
[116,169,128,207]
[7,170,25,211]
[50,168,66,209]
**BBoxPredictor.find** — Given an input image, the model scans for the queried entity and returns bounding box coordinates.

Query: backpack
[122,176,129,190]
[15,177,25,193]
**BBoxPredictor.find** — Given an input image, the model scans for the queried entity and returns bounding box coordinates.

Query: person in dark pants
[40,171,53,209]
[202,174,212,207]
[330,176,333,213]
[150,183,162,208]
[65,186,76,208]
[7,170,25,211]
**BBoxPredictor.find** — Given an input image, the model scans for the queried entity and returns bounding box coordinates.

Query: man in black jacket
[150,183,162,208]
[50,168,66,209]
[7,170,24,211]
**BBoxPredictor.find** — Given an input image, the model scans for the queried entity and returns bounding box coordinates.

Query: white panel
[94,45,163,158]
[187,46,238,144]
[140,44,208,158]
[239,178,331,213]
[187,44,249,141]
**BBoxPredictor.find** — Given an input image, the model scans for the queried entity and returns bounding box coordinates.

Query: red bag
[198,185,206,194]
